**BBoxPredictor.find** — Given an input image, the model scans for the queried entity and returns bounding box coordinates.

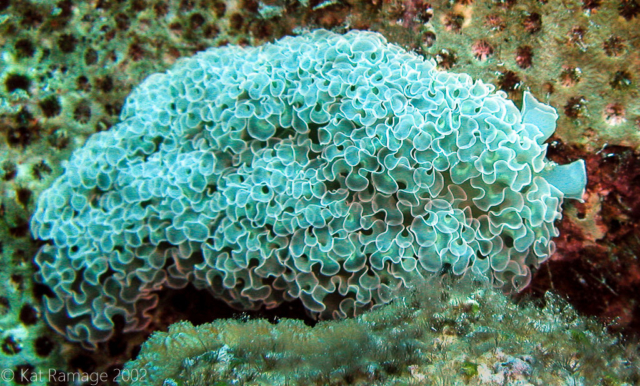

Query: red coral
[443,12,464,32]
[560,66,581,87]
[515,46,533,69]
[604,103,626,125]
[603,36,626,57]
[485,14,505,31]
[471,40,493,61]
[523,13,542,34]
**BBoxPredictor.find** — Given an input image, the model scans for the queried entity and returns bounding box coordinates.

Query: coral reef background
[0,0,638,384]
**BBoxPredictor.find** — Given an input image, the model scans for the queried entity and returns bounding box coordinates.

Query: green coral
[123,277,640,385]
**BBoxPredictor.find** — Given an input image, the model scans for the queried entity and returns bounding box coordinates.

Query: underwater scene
[0,0,639,384]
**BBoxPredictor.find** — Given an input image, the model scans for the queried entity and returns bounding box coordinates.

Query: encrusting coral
[122,278,640,386]
[30,30,586,349]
